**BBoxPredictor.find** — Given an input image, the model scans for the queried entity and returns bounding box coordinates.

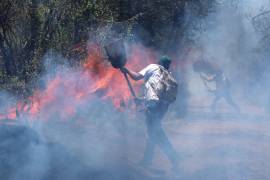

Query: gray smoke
[187,0,270,111]
[2,1,270,180]
[0,48,152,180]
[180,1,270,180]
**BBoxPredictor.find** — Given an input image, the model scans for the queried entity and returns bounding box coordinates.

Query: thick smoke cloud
[0,43,157,180]
[179,1,270,179]
[1,1,270,180]
[187,0,270,112]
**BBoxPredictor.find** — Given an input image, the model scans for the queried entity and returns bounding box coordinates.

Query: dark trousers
[142,102,178,166]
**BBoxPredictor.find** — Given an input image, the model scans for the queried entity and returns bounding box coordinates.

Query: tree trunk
[0,34,16,76]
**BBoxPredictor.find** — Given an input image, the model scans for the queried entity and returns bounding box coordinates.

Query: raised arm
[200,73,216,82]
[120,67,144,81]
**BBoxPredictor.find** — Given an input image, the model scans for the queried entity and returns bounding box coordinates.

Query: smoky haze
[188,0,270,111]
[1,0,270,180]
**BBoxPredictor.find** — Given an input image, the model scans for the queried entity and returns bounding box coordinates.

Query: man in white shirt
[121,56,179,171]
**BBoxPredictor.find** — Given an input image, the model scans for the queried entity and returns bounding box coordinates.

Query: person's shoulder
[146,64,160,69]
[139,64,159,76]
[146,63,159,67]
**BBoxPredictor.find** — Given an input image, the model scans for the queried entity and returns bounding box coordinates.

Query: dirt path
[142,110,270,179]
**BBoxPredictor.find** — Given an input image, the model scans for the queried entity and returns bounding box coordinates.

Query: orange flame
[0,43,157,122]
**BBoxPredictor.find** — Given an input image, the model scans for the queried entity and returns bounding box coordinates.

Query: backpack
[147,66,178,103]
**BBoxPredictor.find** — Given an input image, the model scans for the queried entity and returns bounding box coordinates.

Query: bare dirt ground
[119,107,270,180]
[41,105,270,180]
[1,105,270,180]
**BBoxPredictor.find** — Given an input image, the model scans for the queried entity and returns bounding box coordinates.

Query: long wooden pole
[122,72,136,98]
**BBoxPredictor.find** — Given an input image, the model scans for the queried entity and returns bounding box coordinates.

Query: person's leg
[154,103,179,168]
[141,133,156,166]
[224,91,240,112]
[211,95,221,112]
[155,125,179,168]
[141,111,158,166]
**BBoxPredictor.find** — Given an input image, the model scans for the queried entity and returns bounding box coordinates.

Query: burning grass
[0,43,156,122]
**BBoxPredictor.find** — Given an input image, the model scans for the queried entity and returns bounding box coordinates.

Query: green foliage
[0,0,215,96]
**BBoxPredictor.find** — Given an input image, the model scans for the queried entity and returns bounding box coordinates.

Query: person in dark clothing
[193,60,240,112]
[121,56,179,170]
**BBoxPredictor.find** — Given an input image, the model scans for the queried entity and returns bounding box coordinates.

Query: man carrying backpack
[120,56,179,171]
